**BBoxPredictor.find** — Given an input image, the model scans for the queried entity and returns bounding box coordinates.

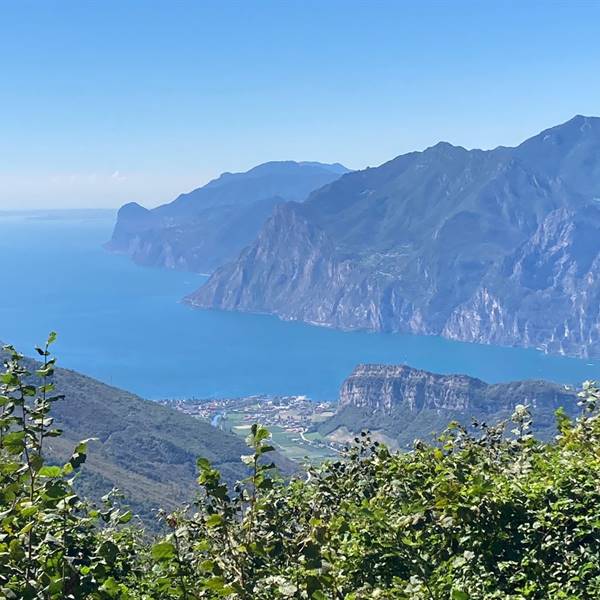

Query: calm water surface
[0,210,598,400]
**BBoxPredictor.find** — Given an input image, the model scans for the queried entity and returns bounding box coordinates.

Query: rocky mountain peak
[192,116,600,358]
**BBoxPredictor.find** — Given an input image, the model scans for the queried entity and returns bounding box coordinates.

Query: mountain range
[189,116,600,358]
[106,160,349,272]
[315,363,578,449]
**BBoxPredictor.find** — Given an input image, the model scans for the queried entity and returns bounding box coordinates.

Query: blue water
[0,210,598,400]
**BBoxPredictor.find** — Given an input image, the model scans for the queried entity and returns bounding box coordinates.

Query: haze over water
[1,210,598,400]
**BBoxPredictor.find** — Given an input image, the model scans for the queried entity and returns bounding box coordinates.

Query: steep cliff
[444,205,600,356]
[190,116,600,357]
[105,161,349,273]
[316,364,578,448]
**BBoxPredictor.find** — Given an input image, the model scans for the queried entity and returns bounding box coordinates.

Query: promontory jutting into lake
[3,117,600,404]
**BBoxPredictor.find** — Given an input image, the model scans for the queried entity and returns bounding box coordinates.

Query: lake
[0,209,598,400]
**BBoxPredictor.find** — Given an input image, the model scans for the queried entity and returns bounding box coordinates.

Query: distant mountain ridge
[315,363,578,449]
[190,116,600,358]
[106,160,350,273]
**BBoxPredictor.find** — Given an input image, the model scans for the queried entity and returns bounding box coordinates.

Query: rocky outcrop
[185,202,357,319]
[444,206,600,356]
[105,161,349,273]
[316,364,578,447]
[337,364,575,414]
[190,116,600,357]
[339,364,487,413]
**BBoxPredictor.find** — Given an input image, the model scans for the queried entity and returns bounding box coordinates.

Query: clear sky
[1,0,600,209]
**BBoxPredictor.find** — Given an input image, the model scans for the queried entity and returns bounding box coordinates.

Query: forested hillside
[0,343,291,523]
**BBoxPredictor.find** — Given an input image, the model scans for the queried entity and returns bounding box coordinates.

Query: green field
[220,410,338,464]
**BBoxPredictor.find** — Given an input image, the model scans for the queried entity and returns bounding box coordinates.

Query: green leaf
[452,590,470,600]
[38,465,63,478]
[246,423,270,447]
[9,538,25,561]
[197,457,212,470]
[99,540,119,564]
[118,510,133,524]
[45,428,63,437]
[74,437,97,454]
[257,444,275,455]
[3,430,25,453]
[0,462,21,474]
[199,559,215,572]
[44,482,67,499]
[279,582,298,596]
[204,576,227,591]
[35,367,54,378]
[1,373,18,385]
[151,542,176,561]
[205,514,224,528]
[99,577,120,595]
[20,505,38,518]
[241,454,255,465]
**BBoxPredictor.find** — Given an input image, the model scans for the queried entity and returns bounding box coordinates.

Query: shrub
[2,335,600,599]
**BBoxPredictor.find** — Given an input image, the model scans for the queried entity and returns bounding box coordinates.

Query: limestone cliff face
[444,206,600,357]
[191,116,600,358]
[106,198,284,272]
[105,162,349,273]
[186,203,389,326]
[337,364,573,415]
[317,364,578,446]
[339,364,487,413]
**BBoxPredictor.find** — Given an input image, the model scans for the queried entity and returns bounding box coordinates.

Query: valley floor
[160,395,342,463]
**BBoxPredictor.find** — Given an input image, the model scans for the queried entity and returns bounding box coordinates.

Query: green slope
[44,364,253,522]
[1,348,293,523]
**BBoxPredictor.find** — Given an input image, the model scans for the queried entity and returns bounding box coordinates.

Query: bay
[0,209,598,400]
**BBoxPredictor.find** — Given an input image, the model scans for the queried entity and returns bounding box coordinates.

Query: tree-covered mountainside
[2,337,600,599]
[106,161,349,273]
[315,364,578,449]
[44,364,253,523]
[191,116,600,358]
[0,344,293,524]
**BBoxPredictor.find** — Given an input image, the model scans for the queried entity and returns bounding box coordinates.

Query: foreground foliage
[1,336,600,599]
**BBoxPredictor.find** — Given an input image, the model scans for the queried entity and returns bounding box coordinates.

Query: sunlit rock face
[316,363,578,448]
[192,116,600,358]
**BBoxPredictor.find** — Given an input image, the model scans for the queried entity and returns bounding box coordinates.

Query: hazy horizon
[2,0,600,210]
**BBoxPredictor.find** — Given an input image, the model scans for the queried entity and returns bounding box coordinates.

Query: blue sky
[1,0,599,209]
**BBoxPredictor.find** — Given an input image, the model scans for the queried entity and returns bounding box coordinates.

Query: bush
[0,334,139,599]
[2,335,600,599]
